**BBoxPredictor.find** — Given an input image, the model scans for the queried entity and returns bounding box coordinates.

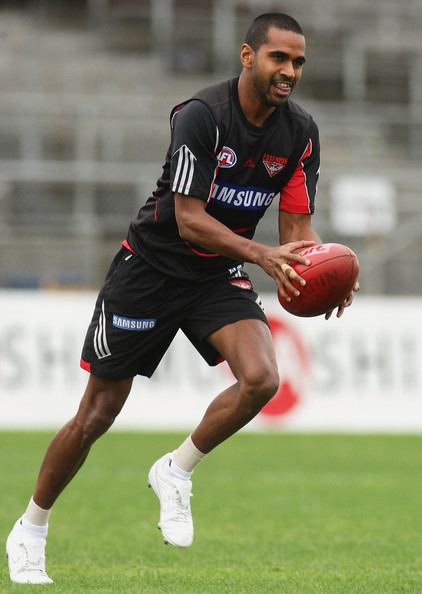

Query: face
[242,27,306,107]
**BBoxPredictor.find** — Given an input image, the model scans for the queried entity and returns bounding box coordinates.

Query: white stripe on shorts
[94,300,111,359]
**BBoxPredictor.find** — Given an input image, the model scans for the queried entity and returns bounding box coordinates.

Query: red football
[278,243,359,317]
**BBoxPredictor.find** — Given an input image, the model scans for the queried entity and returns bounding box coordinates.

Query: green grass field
[1,432,421,593]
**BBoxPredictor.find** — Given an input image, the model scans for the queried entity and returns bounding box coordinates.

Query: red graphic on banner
[259,316,311,418]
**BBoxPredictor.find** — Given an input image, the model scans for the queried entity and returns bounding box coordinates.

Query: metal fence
[0,0,421,293]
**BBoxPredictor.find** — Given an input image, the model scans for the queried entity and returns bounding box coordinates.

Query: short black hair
[244,13,304,51]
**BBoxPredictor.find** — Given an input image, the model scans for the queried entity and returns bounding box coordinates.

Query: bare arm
[279,211,359,318]
[279,211,322,245]
[175,194,315,300]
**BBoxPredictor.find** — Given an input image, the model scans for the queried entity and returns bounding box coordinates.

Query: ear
[240,43,255,69]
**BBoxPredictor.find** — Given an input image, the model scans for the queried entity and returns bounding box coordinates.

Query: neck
[237,72,276,127]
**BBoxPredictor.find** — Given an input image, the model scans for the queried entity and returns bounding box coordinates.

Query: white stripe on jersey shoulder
[170,105,184,128]
[213,125,220,153]
[172,144,197,195]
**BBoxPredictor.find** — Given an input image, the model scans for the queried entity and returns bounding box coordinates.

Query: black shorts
[81,246,268,380]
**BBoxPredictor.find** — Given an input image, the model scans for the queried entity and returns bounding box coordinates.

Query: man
[6,12,357,584]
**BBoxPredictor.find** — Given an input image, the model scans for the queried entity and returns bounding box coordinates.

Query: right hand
[258,240,315,302]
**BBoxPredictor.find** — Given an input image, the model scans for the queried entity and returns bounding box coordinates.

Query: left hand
[325,280,360,320]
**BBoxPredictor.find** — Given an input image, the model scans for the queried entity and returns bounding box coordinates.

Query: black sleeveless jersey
[127,77,320,281]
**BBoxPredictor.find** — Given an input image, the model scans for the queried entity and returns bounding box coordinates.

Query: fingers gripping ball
[278,243,359,317]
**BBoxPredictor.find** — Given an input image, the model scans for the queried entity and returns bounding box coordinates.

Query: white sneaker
[6,518,53,584]
[148,453,194,547]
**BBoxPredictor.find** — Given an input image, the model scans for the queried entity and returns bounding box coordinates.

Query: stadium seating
[0,0,421,293]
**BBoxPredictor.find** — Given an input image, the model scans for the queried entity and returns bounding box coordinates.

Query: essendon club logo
[262,153,288,177]
[217,146,237,168]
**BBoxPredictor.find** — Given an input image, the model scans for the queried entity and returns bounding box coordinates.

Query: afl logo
[217,146,237,168]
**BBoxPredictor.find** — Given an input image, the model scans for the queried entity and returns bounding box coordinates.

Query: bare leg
[191,319,279,453]
[33,374,133,509]
[147,319,278,549]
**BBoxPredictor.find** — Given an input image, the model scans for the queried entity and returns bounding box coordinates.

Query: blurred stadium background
[1,6,421,590]
[0,0,421,294]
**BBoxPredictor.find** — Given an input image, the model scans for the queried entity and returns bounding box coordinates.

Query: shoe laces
[165,479,192,522]
[19,540,47,574]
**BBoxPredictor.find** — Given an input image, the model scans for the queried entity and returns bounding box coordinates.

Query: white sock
[171,435,206,475]
[24,497,51,528]
[168,458,192,480]
[21,516,48,538]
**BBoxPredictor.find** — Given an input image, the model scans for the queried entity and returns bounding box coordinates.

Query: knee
[75,394,122,444]
[84,405,118,439]
[240,366,279,408]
